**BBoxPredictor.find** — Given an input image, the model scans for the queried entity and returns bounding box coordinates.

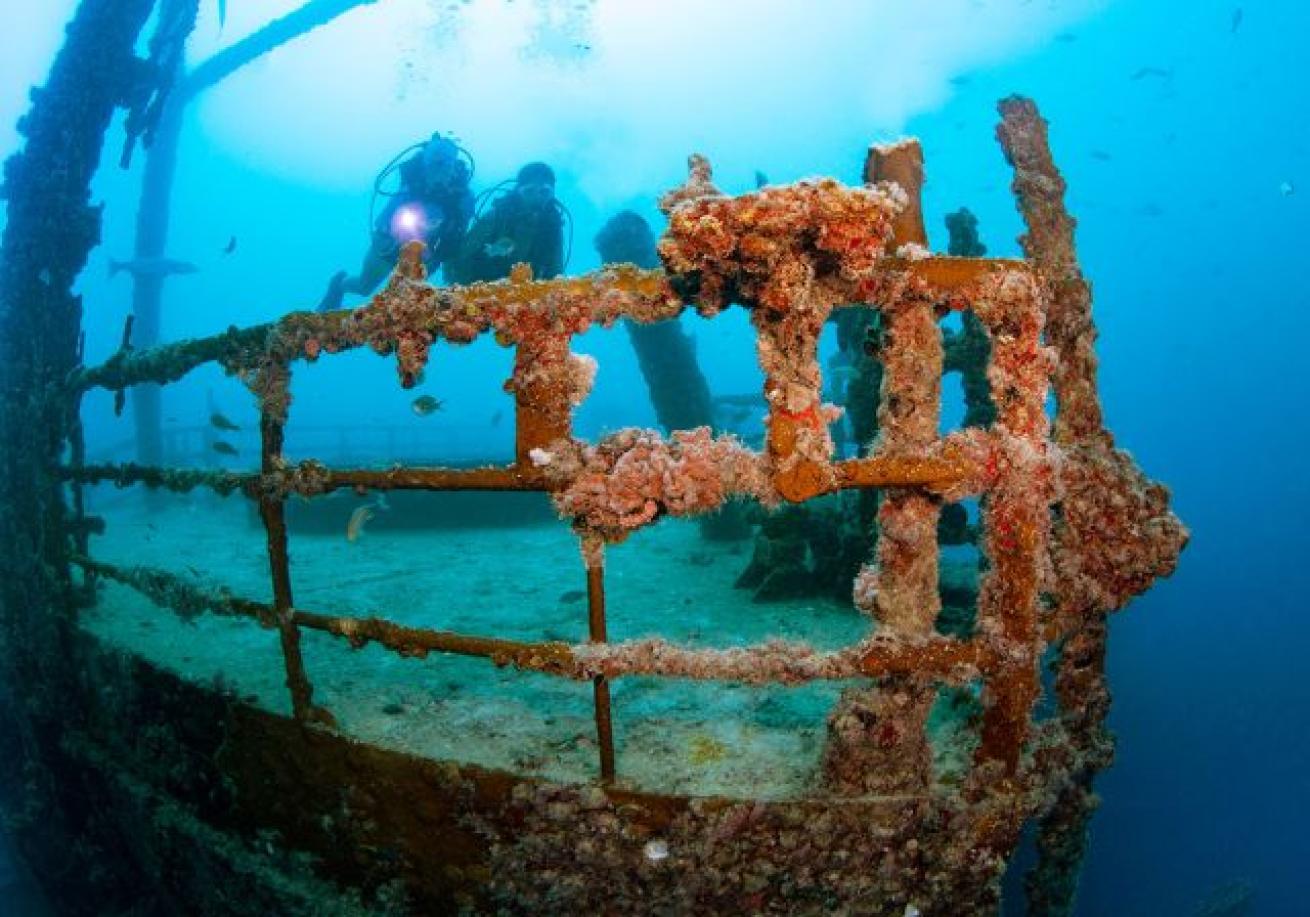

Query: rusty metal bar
[71,555,276,624]
[69,259,1031,402]
[866,138,927,247]
[58,450,980,503]
[58,462,255,495]
[254,361,333,726]
[69,554,990,685]
[822,139,945,797]
[996,96,1106,448]
[971,273,1050,774]
[835,453,969,492]
[290,609,578,673]
[583,537,616,783]
[73,319,277,395]
[324,466,541,492]
[512,333,574,466]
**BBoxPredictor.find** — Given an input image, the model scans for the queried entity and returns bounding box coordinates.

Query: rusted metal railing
[61,98,1186,821]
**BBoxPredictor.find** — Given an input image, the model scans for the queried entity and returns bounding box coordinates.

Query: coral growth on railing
[61,95,1186,915]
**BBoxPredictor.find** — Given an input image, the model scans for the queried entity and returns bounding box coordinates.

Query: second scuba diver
[445,161,568,284]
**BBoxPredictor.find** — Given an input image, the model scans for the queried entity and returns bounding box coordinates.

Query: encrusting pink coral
[541,427,775,543]
[658,169,905,317]
[655,156,910,504]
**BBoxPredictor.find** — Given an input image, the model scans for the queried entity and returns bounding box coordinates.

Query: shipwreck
[0,2,1186,914]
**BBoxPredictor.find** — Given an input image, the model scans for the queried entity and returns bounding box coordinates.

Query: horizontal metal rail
[68,257,1033,398]
[60,449,979,497]
[72,555,989,685]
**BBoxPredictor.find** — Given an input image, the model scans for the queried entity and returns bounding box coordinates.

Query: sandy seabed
[80,486,977,800]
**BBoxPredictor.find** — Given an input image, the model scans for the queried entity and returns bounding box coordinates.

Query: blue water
[2,0,1308,913]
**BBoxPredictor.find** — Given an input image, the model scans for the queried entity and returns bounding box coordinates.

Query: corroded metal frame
[65,258,1049,776]
[60,99,1186,906]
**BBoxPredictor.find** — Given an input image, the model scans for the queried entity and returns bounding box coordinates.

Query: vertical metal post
[825,139,942,796]
[256,361,332,727]
[973,276,1047,774]
[583,536,616,783]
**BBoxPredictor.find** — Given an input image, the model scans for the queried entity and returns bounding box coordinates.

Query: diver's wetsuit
[445,192,564,284]
[318,150,474,312]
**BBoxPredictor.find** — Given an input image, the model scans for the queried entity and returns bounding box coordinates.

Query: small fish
[948,74,972,87]
[218,0,227,30]
[1137,202,1165,218]
[411,394,443,416]
[212,440,238,456]
[1055,32,1077,44]
[484,238,516,258]
[1090,149,1113,161]
[1230,8,1243,33]
[558,589,586,604]
[109,257,199,279]
[346,505,375,542]
[222,235,237,255]
[489,409,504,427]
[754,170,769,189]
[1279,180,1295,197]
[209,411,239,431]
[1130,66,1172,81]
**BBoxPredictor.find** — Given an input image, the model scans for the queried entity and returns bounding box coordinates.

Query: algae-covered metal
[0,5,1184,909]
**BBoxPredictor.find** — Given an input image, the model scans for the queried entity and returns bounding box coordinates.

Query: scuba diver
[317,132,475,312]
[445,161,570,284]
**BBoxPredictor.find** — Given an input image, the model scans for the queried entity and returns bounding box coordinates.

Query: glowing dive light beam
[390,203,429,244]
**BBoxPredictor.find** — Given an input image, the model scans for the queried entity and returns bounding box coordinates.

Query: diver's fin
[317,270,348,313]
